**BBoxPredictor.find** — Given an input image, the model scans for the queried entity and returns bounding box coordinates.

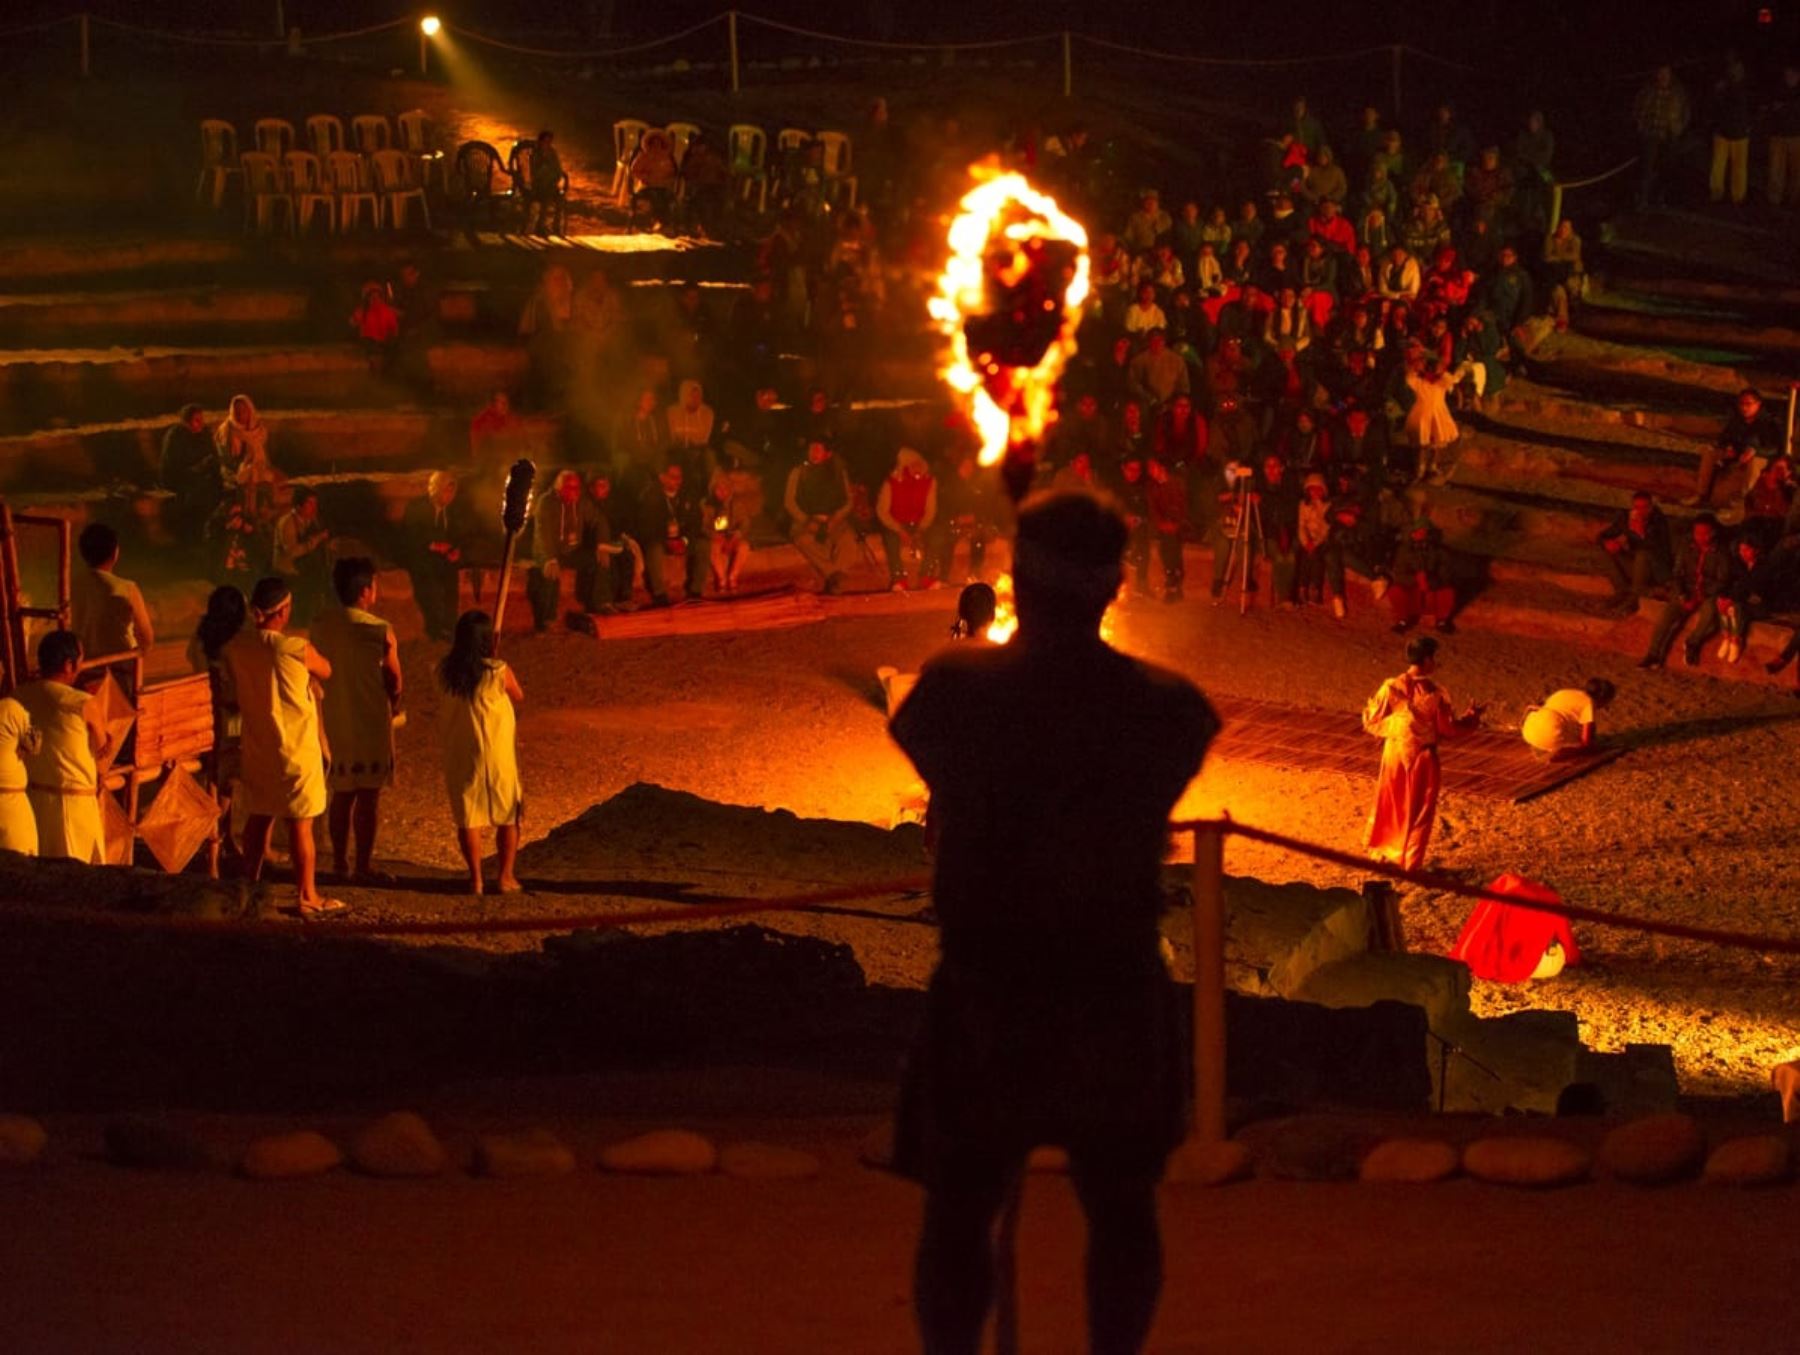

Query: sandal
[298,897,349,919]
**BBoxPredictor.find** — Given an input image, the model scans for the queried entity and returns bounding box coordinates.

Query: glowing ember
[929,167,1090,467]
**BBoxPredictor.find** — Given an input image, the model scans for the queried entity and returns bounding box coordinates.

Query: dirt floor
[221,564,1800,1103]
[1,1087,1795,1354]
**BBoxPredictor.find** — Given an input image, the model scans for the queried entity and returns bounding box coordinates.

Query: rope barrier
[1173,817,1800,958]
[0,15,77,38]
[0,875,931,939]
[84,15,412,48]
[1555,157,1639,191]
[446,15,727,60]
[1073,32,1394,68]
[737,13,1061,53]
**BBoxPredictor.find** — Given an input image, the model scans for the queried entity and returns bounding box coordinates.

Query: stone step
[1422,481,1612,552]
[1573,305,1800,373]
[1519,324,1751,411]
[1602,208,1800,287]
[0,341,528,434]
[1598,269,1800,326]
[1455,428,1694,504]
[1486,380,1723,442]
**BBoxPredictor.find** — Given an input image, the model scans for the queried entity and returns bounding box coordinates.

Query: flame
[929,168,1089,467]
[984,573,1018,644]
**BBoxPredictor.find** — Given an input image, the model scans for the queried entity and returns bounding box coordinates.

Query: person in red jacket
[876,447,940,590]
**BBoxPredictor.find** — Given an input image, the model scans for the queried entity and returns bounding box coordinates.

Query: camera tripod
[1220,473,1264,616]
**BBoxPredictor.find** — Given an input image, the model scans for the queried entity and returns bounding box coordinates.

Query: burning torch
[490,458,536,650]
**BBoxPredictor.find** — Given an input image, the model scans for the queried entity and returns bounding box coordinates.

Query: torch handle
[490,525,522,654]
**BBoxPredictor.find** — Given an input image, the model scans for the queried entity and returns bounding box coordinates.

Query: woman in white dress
[1403,354,1459,482]
[438,610,524,896]
[222,577,341,917]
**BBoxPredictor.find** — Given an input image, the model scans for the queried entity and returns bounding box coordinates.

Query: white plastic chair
[728,124,768,213]
[327,150,379,232]
[196,119,241,207]
[351,114,392,156]
[665,121,701,167]
[371,148,430,230]
[304,114,345,161]
[817,130,857,209]
[611,118,650,205]
[253,118,296,160]
[776,127,809,154]
[396,109,445,193]
[283,150,334,234]
[239,152,293,234]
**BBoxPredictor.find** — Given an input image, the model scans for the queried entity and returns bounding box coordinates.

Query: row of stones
[1162,1114,1793,1189]
[0,1112,819,1182]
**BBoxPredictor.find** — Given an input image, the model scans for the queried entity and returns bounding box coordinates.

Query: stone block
[719,1142,822,1180]
[1463,1136,1590,1187]
[1702,1135,1791,1188]
[1438,1010,1582,1115]
[475,1129,577,1179]
[1359,1138,1460,1183]
[350,1111,450,1178]
[0,1114,47,1166]
[1225,992,1433,1112]
[598,1128,718,1176]
[1292,953,1473,1028]
[1597,1113,1705,1185]
[1223,875,1373,998]
[240,1130,342,1180]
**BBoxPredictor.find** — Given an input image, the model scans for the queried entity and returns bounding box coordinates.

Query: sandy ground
[1,1090,1796,1355]
[265,563,1800,1102]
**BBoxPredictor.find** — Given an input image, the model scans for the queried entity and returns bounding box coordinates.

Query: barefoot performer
[438,610,523,896]
[222,578,342,916]
[1362,633,1483,872]
[16,630,105,863]
[312,558,401,884]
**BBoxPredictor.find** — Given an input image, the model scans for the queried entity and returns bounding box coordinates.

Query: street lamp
[419,15,442,35]
[418,15,441,76]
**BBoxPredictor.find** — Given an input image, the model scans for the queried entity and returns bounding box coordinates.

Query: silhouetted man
[890,492,1219,1355]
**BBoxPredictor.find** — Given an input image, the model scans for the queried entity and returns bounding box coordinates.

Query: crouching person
[1388,518,1456,634]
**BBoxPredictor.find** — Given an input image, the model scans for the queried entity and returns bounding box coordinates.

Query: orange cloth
[1450,873,1582,983]
[1362,671,1458,871]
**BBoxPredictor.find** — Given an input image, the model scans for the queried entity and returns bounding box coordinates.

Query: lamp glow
[419,15,442,36]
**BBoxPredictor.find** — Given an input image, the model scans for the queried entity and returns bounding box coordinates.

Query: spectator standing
[1633,65,1691,209]
[404,472,467,644]
[16,630,106,863]
[1708,58,1753,207]
[437,610,523,896]
[311,558,400,885]
[1768,63,1800,210]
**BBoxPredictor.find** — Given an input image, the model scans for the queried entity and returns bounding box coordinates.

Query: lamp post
[419,14,441,77]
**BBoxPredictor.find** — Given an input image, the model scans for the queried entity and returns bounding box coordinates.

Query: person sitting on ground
[1389,517,1456,634]
[1640,513,1731,669]
[1127,329,1189,410]
[1689,388,1779,508]
[159,403,223,542]
[528,468,601,630]
[638,461,710,606]
[1598,490,1673,612]
[1521,677,1616,760]
[706,470,753,596]
[311,557,400,885]
[583,472,636,614]
[16,630,108,864]
[1121,188,1170,253]
[1123,282,1166,337]
[1541,219,1585,330]
[1717,533,1777,665]
[271,487,331,626]
[350,281,400,373]
[222,578,341,916]
[784,440,854,595]
[71,522,154,667]
[877,448,940,592]
[438,610,523,896]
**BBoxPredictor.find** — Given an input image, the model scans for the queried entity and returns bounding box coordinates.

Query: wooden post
[727,10,740,95]
[1061,31,1072,98]
[419,28,428,77]
[1191,821,1227,1143]
[79,13,90,78]
[1389,44,1402,119]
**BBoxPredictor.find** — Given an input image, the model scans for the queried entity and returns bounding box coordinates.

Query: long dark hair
[437,610,495,701]
[195,585,247,661]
